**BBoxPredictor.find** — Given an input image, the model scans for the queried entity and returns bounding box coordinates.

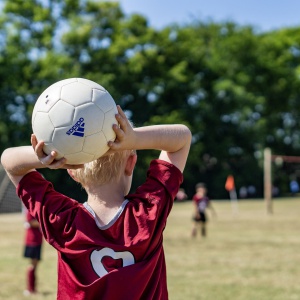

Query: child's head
[70,149,135,188]
[195,182,207,196]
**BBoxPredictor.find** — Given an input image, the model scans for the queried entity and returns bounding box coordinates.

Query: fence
[0,165,21,213]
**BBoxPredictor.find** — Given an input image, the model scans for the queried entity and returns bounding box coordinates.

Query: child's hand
[107,105,136,152]
[31,134,84,169]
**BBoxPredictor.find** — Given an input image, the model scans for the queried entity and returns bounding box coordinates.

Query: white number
[90,247,135,277]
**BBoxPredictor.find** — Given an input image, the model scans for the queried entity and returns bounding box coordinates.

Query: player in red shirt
[191,183,216,238]
[23,208,43,295]
[1,105,191,300]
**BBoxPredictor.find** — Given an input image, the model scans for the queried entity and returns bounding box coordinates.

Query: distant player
[175,188,188,201]
[23,208,43,295]
[1,106,191,299]
[191,183,216,238]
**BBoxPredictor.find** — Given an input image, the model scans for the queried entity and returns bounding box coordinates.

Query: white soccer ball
[32,78,118,164]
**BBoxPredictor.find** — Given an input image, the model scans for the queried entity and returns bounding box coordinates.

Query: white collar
[83,200,129,230]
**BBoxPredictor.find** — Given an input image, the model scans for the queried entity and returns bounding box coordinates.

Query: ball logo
[66,117,85,137]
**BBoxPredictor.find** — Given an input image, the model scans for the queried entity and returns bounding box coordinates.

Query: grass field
[1,198,300,300]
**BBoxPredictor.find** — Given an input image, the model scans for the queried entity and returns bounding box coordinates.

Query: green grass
[165,199,300,300]
[1,199,300,299]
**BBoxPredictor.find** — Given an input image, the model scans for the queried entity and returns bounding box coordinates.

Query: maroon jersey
[192,195,210,212]
[25,210,43,246]
[17,159,183,300]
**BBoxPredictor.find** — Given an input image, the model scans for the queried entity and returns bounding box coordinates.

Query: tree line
[1,0,300,199]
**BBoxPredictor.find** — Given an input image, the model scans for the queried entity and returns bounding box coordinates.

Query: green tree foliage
[1,0,300,198]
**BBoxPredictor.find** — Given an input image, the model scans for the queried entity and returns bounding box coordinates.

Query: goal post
[263,148,300,214]
[264,148,273,214]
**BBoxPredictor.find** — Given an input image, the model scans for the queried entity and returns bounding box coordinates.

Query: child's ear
[125,153,137,176]
[67,169,79,182]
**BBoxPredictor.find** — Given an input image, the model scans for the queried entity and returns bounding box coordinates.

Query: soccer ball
[32,78,118,164]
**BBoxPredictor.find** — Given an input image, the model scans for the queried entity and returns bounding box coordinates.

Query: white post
[264,148,272,214]
[229,189,238,215]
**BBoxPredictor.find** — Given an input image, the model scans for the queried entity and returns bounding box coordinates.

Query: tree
[1,0,300,198]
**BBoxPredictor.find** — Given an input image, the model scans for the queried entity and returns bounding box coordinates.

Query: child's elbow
[1,148,16,173]
[182,125,192,145]
[1,149,9,170]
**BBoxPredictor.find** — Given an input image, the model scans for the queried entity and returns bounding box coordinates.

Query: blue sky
[119,0,300,32]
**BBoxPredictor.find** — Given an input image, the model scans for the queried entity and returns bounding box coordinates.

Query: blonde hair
[72,150,132,187]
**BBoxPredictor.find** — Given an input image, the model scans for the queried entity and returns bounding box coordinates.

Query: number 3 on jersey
[90,247,135,277]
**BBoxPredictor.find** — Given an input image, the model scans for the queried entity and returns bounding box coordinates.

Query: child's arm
[1,104,191,186]
[109,106,192,172]
[1,135,83,187]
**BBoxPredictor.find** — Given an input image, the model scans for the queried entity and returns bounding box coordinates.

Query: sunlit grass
[1,198,300,299]
[165,199,300,300]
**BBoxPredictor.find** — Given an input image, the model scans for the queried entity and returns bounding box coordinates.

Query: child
[175,188,188,201]
[191,183,216,238]
[1,105,191,300]
[23,207,43,295]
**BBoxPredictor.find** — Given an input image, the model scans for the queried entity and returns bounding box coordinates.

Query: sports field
[1,198,300,300]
